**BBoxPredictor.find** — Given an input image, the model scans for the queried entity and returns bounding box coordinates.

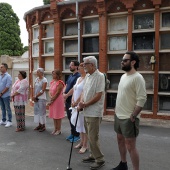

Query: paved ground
[0,104,169,170]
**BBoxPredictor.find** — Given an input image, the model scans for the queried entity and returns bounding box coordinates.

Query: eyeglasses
[121,59,131,63]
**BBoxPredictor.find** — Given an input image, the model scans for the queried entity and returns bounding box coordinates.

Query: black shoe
[90,161,105,170]
[111,161,128,170]
[82,156,95,163]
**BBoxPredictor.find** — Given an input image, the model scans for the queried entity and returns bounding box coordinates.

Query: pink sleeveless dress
[49,80,65,119]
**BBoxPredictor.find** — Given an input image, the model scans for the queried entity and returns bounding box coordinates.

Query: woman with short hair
[33,68,47,132]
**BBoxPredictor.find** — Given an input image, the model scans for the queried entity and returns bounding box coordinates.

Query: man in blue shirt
[63,60,80,142]
[0,63,12,127]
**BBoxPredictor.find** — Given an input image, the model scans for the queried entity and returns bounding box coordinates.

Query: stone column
[97,0,107,115]
[127,8,133,51]
[38,24,45,69]
[97,0,107,73]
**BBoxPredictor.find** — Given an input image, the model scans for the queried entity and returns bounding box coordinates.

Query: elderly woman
[11,71,29,132]
[33,68,47,132]
[48,69,65,135]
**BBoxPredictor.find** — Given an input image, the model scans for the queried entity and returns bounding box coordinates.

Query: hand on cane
[77,101,85,112]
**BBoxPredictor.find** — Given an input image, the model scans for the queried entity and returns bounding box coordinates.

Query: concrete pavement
[0,105,169,170]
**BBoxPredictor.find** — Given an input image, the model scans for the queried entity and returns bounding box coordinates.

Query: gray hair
[83,56,97,68]
[37,68,44,74]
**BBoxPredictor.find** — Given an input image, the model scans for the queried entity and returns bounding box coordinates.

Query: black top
[65,72,80,104]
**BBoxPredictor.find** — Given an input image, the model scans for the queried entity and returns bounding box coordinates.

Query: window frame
[43,40,54,55]
[133,13,154,30]
[109,36,127,51]
[83,18,99,35]
[108,15,128,33]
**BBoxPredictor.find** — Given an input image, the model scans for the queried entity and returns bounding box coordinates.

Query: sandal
[15,128,24,132]
[39,125,46,132]
[51,130,57,135]
[74,143,82,149]
[34,125,41,130]
[79,147,87,154]
[54,131,61,135]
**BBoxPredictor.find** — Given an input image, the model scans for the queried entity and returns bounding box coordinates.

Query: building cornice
[24,4,50,21]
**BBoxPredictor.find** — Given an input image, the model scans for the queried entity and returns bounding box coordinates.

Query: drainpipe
[76,1,80,62]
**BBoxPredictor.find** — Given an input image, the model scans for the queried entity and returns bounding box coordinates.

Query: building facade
[0,54,29,84]
[24,0,170,119]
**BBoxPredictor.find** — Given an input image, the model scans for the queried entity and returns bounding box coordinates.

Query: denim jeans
[0,96,12,122]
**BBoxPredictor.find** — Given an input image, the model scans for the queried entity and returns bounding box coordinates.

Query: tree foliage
[43,0,65,5]
[0,3,23,56]
[22,46,29,55]
[43,0,50,5]
[23,46,29,52]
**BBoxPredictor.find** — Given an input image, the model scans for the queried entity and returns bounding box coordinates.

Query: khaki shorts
[114,114,139,138]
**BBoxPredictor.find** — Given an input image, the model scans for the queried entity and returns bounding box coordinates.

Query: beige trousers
[84,117,104,163]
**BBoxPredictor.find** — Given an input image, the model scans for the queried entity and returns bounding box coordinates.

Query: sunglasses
[121,59,131,63]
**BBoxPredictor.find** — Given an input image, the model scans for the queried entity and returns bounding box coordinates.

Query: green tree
[23,46,29,53]
[43,0,50,5]
[0,3,23,56]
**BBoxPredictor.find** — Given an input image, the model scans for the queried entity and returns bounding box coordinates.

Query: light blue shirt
[0,72,12,98]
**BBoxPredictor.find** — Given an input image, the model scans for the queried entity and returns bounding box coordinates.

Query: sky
[1,0,43,46]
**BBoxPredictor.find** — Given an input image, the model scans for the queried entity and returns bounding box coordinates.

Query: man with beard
[111,51,147,170]
[63,60,80,142]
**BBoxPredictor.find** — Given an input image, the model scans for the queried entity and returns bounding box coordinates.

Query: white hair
[37,68,44,74]
[83,56,97,68]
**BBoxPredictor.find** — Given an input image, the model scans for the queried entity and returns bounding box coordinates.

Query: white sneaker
[0,120,7,125]
[5,121,12,128]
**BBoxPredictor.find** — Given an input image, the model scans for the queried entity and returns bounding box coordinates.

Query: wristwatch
[132,114,136,119]
[0,92,3,95]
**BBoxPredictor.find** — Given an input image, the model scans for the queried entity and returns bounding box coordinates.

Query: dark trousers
[65,102,79,137]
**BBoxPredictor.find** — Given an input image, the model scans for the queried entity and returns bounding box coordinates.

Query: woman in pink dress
[48,69,65,135]
[11,71,29,132]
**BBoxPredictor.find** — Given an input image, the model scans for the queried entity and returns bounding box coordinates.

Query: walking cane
[66,109,80,170]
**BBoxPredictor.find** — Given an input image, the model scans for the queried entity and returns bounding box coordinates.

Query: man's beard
[122,64,132,72]
[70,68,75,72]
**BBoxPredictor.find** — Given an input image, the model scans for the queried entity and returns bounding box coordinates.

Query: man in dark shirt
[63,60,80,142]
